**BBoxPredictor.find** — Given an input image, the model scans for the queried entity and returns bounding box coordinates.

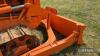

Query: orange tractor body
[0,0,86,56]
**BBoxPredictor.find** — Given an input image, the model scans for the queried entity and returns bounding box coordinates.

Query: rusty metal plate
[0,26,44,45]
[0,32,10,44]
[9,27,22,39]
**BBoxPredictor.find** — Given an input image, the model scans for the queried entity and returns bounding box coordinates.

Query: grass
[41,0,100,56]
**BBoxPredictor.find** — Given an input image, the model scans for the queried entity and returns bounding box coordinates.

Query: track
[0,24,48,56]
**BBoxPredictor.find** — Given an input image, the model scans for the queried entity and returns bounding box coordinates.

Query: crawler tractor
[0,0,86,56]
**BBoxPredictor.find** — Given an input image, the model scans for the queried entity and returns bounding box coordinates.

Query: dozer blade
[0,0,86,56]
